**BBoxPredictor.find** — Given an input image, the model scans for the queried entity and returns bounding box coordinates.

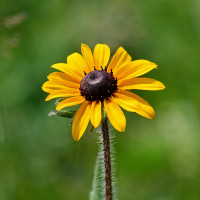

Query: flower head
[42,44,165,141]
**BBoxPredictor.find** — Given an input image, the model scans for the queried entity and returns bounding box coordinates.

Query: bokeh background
[1,0,200,199]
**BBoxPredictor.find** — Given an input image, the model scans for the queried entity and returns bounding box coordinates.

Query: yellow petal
[112,90,155,119]
[107,47,132,73]
[72,101,91,141]
[42,82,66,93]
[93,44,110,70]
[42,80,79,93]
[67,52,90,74]
[104,97,126,132]
[118,78,165,90]
[115,60,157,79]
[56,96,85,111]
[42,80,79,92]
[81,43,94,72]
[45,89,80,101]
[51,63,84,79]
[47,72,81,84]
[90,100,101,128]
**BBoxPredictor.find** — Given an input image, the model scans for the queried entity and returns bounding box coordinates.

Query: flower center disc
[80,70,117,101]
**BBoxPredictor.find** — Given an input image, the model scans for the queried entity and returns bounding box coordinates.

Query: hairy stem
[101,116,112,200]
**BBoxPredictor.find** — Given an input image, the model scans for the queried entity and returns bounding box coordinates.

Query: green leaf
[89,151,105,200]
[48,110,76,118]
[55,98,66,106]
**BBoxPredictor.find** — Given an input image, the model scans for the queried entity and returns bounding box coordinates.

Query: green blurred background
[1,0,200,199]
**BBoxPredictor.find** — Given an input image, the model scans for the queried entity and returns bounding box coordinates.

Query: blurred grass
[1,0,200,199]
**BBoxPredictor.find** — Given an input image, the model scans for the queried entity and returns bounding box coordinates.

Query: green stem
[101,116,112,200]
[90,109,116,200]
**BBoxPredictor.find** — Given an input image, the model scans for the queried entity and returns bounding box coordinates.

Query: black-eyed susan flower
[42,44,165,141]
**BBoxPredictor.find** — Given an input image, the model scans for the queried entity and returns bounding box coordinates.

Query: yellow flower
[42,44,165,141]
